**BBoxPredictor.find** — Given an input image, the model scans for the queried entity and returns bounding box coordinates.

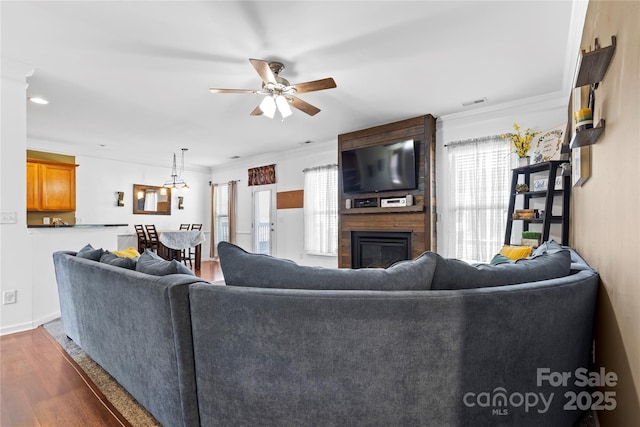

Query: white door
[252,186,276,254]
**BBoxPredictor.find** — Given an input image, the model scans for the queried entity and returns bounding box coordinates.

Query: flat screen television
[341,139,418,193]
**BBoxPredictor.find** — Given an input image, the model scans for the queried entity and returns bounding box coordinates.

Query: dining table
[158,229,206,270]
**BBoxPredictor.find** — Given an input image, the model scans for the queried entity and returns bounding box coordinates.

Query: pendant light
[162,148,190,193]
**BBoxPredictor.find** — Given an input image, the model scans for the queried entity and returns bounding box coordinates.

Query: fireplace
[351,231,412,268]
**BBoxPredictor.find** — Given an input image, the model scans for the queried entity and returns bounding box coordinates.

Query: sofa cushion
[135,250,194,276]
[217,241,437,291]
[100,251,137,270]
[76,243,104,261]
[431,249,572,290]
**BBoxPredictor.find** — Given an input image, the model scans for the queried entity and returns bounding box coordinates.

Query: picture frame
[531,124,566,164]
[572,145,591,187]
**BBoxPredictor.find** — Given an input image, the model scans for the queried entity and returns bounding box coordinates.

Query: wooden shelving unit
[342,204,424,215]
[570,36,616,149]
[504,161,570,246]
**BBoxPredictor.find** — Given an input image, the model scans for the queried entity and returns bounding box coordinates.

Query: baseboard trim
[0,310,61,336]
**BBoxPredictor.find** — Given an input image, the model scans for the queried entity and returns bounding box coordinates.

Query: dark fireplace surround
[351,231,412,269]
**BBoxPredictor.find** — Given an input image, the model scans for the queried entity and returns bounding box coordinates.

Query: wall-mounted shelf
[574,36,616,88]
[571,36,616,150]
[570,119,606,149]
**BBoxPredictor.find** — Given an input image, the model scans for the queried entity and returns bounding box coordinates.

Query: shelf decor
[522,231,542,248]
[501,123,541,161]
[531,124,566,164]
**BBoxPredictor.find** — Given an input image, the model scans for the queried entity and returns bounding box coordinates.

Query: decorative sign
[248,164,276,186]
[531,124,566,163]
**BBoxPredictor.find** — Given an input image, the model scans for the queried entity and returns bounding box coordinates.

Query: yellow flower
[501,123,541,158]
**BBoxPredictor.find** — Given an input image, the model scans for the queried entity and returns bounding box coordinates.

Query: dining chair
[182,224,203,267]
[134,225,149,253]
[179,224,190,230]
[144,224,160,254]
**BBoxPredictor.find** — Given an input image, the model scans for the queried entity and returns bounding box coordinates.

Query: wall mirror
[133,184,171,215]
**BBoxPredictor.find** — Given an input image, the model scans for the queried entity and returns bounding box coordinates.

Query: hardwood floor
[0,260,222,426]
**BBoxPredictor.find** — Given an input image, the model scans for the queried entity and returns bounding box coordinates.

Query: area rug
[42,318,160,427]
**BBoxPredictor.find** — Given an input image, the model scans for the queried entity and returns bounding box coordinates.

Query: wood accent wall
[338,115,436,268]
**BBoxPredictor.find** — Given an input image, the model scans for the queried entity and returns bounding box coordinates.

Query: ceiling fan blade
[250,105,263,116]
[289,96,321,116]
[209,88,258,94]
[292,78,337,94]
[249,58,276,84]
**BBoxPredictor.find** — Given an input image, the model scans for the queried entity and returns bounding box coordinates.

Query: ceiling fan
[209,58,336,119]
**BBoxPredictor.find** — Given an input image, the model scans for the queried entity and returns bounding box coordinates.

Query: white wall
[1,59,35,334]
[70,154,211,235]
[435,94,570,257]
[210,140,338,268]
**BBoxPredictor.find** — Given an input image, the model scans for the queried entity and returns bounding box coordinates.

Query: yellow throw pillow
[111,247,141,258]
[499,245,532,261]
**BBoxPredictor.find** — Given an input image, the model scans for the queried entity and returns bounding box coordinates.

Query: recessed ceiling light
[28,97,49,105]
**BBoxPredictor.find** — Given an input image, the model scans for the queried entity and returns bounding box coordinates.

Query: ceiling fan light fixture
[276,95,292,118]
[259,96,276,119]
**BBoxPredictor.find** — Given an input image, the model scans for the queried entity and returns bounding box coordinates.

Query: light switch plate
[0,212,17,224]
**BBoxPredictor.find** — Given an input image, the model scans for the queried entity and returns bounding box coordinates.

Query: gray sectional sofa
[53,241,599,427]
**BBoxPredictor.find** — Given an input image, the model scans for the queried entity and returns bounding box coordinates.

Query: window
[214,183,229,247]
[303,164,338,256]
[445,137,510,262]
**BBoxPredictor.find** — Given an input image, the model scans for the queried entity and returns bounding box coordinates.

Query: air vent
[462,97,487,107]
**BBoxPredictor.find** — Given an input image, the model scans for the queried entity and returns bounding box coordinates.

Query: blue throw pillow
[217,241,437,291]
[100,251,137,270]
[76,243,104,261]
[135,250,194,276]
[531,240,564,257]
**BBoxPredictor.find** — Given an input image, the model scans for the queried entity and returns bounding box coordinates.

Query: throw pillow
[431,249,572,290]
[489,253,513,265]
[100,251,137,270]
[135,250,194,276]
[499,245,532,260]
[217,241,437,291]
[76,243,104,261]
[531,240,564,257]
[111,246,141,258]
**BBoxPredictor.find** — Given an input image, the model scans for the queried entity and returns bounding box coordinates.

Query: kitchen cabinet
[27,159,77,211]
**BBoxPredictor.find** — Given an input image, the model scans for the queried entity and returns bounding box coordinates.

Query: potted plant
[502,123,541,166]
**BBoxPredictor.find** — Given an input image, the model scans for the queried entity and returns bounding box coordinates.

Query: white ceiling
[2,1,581,170]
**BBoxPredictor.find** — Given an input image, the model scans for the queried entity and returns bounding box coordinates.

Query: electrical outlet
[3,290,17,304]
[1,212,17,224]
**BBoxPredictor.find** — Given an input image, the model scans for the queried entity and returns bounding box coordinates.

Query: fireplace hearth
[351,231,412,268]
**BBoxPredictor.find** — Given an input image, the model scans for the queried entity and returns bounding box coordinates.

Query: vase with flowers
[501,123,540,166]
